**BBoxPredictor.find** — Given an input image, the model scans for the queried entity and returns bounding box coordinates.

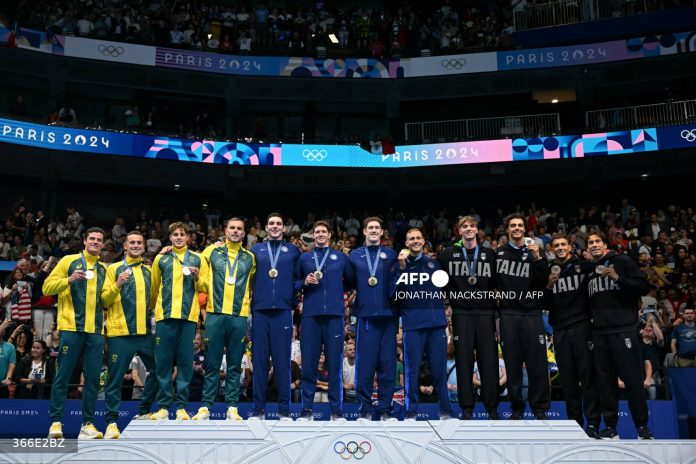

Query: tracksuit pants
[592,330,649,429]
[355,317,398,416]
[403,326,452,414]
[201,313,248,408]
[553,322,600,428]
[499,314,550,415]
[154,318,196,409]
[105,334,157,424]
[300,315,344,414]
[50,331,104,424]
[252,310,293,414]
[452,312,499,414]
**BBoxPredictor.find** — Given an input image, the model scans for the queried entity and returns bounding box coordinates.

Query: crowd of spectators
[1,196,694,404]
[13,0,688,59]
[14,0,518,58]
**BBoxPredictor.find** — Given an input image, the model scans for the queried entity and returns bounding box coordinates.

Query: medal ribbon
[462,245,480,279]
[365,246,381,279]
[267,240,282,270]
[171,249,191,270]
[313,247,331,273]
[80,252,94,273]
[224,244,241,282]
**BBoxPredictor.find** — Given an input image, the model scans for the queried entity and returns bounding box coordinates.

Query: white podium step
[1,421,695,464]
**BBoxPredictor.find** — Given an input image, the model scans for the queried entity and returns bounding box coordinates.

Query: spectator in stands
[58,104,77,124]
[7,96,28,117]
[342,340,357,403]
[14,340,53,399]
[9,324,32,361]
[314,351,329,402]
[31,257,58,340]
[0,319,17,399]
[2,268,32,324]
[189,331,206,402]
[671,308,696,367]
[639,316,664,399]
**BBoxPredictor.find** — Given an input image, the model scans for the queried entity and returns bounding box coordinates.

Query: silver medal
[84,270,95,280]
[595,265,606,274]
[226,276,236,285]
[551,265,561,275]
[182,266,191,276]
[523,237,534,247]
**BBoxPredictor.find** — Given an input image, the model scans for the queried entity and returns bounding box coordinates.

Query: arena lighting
[328,33,339,44]
[551,99,559,104]
[641,173,649,177]
[207,34,212,40]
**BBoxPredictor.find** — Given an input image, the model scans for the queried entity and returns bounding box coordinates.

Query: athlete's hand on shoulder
[159,246,172,255]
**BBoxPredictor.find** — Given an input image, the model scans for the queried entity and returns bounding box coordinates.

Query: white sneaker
[227,407,242,421]
[132,413,151,420]
[150,408,170,420]
[176,409,190,420]
[104,423,120,439]
[192,407,210,420]
[48,422,63,439]
[78,423,103,440]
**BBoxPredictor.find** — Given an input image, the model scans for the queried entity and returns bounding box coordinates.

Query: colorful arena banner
[1,117,689,169]
[2,23,695,79]
[0,399,678,439]
[497,31,696,71]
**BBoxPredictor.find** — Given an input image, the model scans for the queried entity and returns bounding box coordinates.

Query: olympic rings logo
[302,149,328,161]
[333,441,371,460]
[680,129,696,142]
[440,58,466,70]
[97,44,125,57]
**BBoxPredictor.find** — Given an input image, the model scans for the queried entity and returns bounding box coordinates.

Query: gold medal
[368,276,378,287]
[314,270,323,281]
[269,268,279,278]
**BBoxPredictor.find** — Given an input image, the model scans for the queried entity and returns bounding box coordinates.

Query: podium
[2,420,693,464]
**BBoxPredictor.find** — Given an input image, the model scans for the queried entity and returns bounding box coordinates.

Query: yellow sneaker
[192,406,210,420]
[176,408,190,420]
[227,406,242,421]
[104,423,121,439]
[150,408,170,420]
[78,423,103,440]
[48,422,63,439]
